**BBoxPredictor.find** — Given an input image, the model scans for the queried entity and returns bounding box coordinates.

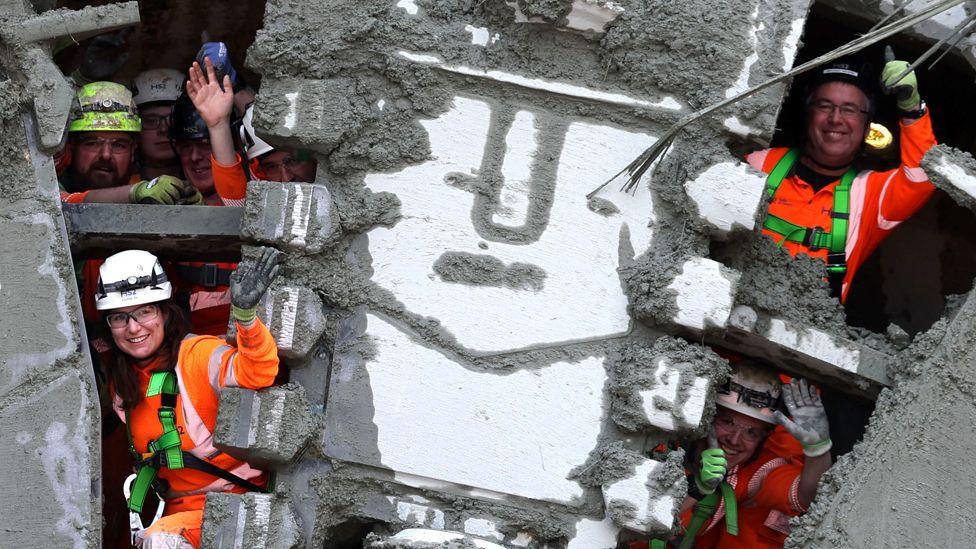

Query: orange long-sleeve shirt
[747,111,937,302]
[113,318,279,546]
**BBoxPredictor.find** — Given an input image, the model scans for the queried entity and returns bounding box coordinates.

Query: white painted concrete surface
[931,154,976,201]
[365,314,607,504]
[638,358,710,431]
[365,96,656,353]
[684,161,767,237]
[666,258,738,331]
[566,516,619,549]
[602,457,677,533]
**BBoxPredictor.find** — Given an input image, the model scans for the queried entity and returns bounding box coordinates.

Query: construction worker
[746,54,936,303]
[132,68,186,180]
[60,81,201,205]
[667,365,831,548]
[95,247,280,548]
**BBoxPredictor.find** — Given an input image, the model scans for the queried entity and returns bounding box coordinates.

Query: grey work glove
[130,175,202,205]
[774,379,832,457]
[79,28,132,81]
[229,247,281,323]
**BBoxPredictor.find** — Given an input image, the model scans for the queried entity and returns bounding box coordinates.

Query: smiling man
[675,365,832,548]
[60,81,200,205]
[746,56,936,303]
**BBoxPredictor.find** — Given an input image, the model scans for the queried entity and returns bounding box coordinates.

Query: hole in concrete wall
[768,2,976,334]
[52,2,270,547]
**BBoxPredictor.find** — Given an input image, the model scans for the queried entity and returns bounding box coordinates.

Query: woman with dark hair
[95,247,280,549]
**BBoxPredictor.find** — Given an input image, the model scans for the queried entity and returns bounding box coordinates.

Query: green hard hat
[68,81,142,133]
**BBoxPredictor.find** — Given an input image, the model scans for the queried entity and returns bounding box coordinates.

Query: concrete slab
[602,457,681,534]
[242,181,338,254]
[214,385,315,468]
[258,285,328,360]
[324,310,607,507]
[684,161,767,239]
[717,305,890,397]
[666,258,739,332]
[63,204,243,261]
[200,491,300,549]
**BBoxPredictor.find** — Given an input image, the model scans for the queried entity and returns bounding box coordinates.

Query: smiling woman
[93,247,281,548]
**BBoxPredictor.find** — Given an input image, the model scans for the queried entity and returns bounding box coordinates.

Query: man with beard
[60,82,200,205]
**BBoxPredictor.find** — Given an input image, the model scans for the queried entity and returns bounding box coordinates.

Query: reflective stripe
[175,366,217,459]
[221,197,246,207]
[903,165,928,183]
[224,354,240,388]
[876,171,902,230]
[206,345,232,394]
[142,532,194,549]
[189,289,232,312]
[746,149,770,172]
[788,475,804,512]
[844,171,871,260]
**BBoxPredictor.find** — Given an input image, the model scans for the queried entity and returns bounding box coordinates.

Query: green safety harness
[649,481,738,548]
[124,371,267,514]
[762,148,856,285]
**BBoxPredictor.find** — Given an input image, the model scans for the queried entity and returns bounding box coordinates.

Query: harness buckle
[203,263,219,287]
[825,252,847,276]
[802,226,827,251]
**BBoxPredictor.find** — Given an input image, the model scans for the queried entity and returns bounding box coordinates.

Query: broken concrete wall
[206,0,832,546]
[0,2,138,546]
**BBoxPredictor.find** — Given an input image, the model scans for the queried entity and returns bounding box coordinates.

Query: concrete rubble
[3,0,976,547]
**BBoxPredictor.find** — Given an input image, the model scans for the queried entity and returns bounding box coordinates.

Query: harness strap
[124,371,267,513]
[762,148,855,278]
[678,481,738,548]
[174,263,234,288]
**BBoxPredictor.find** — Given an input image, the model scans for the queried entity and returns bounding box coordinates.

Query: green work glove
[229,247,281,324]
[130,175,202,205]
[695,435,727,496]
[881,59,920,112]
[774,378,832,457]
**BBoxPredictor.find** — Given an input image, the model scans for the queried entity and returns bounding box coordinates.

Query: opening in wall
[769,1,976,334]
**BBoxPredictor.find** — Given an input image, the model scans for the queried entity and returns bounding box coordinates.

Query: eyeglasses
[810,100,869,119]
[76,136,135,154]
[174,140,212,157]
[713,413,770,444]
[105,304,159,329]
[141,114,171,131]
[259,155,312,176]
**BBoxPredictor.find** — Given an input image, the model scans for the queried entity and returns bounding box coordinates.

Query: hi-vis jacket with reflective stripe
[746,111,936,302]
[113,318,279,499]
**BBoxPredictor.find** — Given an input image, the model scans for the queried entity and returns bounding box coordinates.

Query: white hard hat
[716,363,782,424]
[240,104,274,160]
[131,69,185,106]
[95,250,172,311]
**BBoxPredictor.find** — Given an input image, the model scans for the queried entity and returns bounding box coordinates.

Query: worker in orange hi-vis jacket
[746,52,936,304]
[95,247,281,548]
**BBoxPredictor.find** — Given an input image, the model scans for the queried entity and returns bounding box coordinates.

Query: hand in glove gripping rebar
[229,247,281,323]
[695,430,727,495]
[881,47,921,112]
[774,379,832,457]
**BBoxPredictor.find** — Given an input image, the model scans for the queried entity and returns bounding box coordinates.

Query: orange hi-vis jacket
[679,432,806,548]
[113,318,279,547]
[746,111,936,302]
[212,152,250,206]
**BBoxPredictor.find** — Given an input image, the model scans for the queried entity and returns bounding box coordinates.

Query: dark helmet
[168,92,208,141]
[805,56,877,116]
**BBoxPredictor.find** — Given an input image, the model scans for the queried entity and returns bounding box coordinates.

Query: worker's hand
[79,28,132,82]
[882,59,921,112]
[230,247,281,323]
[186,56,234,130]
[774,379,832,457]
[695,430,727,495]
[130,175,200,205]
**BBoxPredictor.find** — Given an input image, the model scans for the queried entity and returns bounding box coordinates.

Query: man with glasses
[671,364,832,548]
[746,55,936,304]
[132,68,185,180]
[60,81,200,205]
